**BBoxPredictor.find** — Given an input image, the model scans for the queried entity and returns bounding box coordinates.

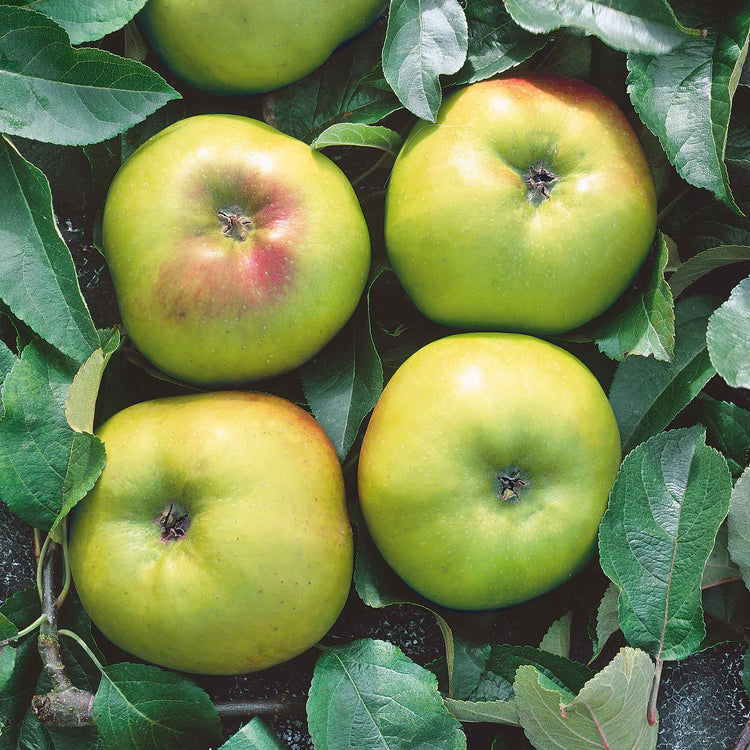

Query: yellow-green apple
[102,114,370,385]
[358,333,621,610]
[139,0,386,94]
[385,74,657,334]
[68,391,353,674]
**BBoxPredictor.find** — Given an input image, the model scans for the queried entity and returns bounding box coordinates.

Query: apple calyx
[217,207,253,242]
[495,468,527,504]
[158,503,190,542]
[524,163,557,204]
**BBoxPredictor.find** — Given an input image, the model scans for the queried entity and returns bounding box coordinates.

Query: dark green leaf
[450,0,549,86]
[219,718,284,749]
[504,0,692,54]
[727,117,750,167]
[703,581,745,633]
[669,245,750,298]
[707,274,750,388]
[703,523,742,589]
[691,395,750,477]
[443,698,518,725]
[0,6,179,146]
[536,33,592,78]
[678,191,750,256]
[311,123,402,155]
[0,615,16,692]
[263,26,402,143]
[599,426,733,661]
[592,582,620,661]
[539,613,572,658]
[382,0,468,121]
[626,4,750,212]
[0,136,99,364]
[609,295,716,453]
[0,340,16,391]
[307,639,466,750]
[728,466,750,590]
[514,648,658,750]
[92,663,222,750]
[451,637,490,700]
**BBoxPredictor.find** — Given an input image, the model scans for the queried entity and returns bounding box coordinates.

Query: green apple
[68,392,353,675]
[358,333,621,610]
[385,74,657,334]
[139,0,386,94]
[102,114,370,385]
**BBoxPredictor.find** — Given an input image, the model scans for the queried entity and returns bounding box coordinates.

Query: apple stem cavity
[217,207,253,242]
[524,163,557,204]
[158,503,191,542]
[495,468,528,504]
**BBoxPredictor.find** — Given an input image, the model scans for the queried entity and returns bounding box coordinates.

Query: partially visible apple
[68,391,353,675]
[102,114,370,385]
[139,0,386,94]
[385,74,657,334]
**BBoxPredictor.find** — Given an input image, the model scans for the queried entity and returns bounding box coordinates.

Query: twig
[214,697,306,718]
[352,151,393,187]
[647,657,663,726]
[732,719,750,750]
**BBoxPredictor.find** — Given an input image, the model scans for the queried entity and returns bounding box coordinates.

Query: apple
[68,391,353,675]
[139,0,386,94]
[385,74,657,334]
[102,114,370,385]
[358,333,621,610]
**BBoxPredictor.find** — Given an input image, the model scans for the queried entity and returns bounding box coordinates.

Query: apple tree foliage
[0,0,748,748]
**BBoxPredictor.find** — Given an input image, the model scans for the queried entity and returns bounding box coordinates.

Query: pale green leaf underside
[311,123,402,155]
[727,466,750,590]
[707,275,750,389]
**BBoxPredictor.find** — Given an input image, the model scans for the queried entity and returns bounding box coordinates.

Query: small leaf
[727,117,750,168]
[382,0,469,121]
[707,275,750,389]
[92,663,222,750]
[728,466,750,590]
[691,396,750,477]
[0,6,180,146]
[12,0,149,44]
[450,0,550,86]
[504,0,693,54]
[703,523,742,589]
[599,426,733,661]
[451,637,491,700]
[0,136,100,364]
[514,648,658,750]
[539,613,572,659]
[307,639,466,750]
[443,698,518,725]
[591,232,675,362]
[627,5,750,212]
[311,123,402,155]
[0,340,17,391]
[609,295,716,453]
[669,245,750,298]
[593,582,621,661]
[220,718,284,749]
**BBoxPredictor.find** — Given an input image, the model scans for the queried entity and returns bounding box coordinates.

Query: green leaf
[727,466,750,591]
[0,341,106,531]
[301,267,385,461]
[307,639,466,750]
[263,25,401,143]
[311,123,402,155]
[626,4,750,212]
[703,581,745,633]
[691,396,750,477]
[592,582,621,661]
[678,191,750,256]
[0,614,17,693]
[609,295,716,453]
[0,136,99,364]
[707,275,750,389]
[0,340,17,391]
[599,426,733,661]
[451,637,491,700]
[703,523,742,589]
[503,0,692,54]
[514,648,658,750]
[727,117,750,167]
[11,0,149,44]
[443,698,518,725]
[449,0,549,86]
[0,6,179,146]
[219,718,284,749]
[591,232,675,362]
[539,613,572,658]
[382,0,468,121]
[92,663,222,750]
[669,245,750,298]
[537,33,593,78]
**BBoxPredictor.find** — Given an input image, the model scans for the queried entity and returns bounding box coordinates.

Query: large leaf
[0,340,106,531]
[13,0,149,44]
[443,698,518,725]
[599,426,732,661]
[219,719,283,749]
[263,25,401,143]
[92,663,222,750]
[609,295,716,453]
[727,466,750,590]
[627,3,750,212]
[307,639,466,750]
[691,396,750,477]
[514,648,658,750]
[0,6,179,146]
[311,123,402,155]
[707,274,750,388]
[503,0,692,54]
[0,136,99,364]
[669,245,750,298]
[382,0,468,121]
[450,0,549,86]
[703,523,741,589]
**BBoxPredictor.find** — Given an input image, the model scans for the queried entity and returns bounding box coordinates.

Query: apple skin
[139,0,386,95]
[102,115,370,385]
[358,333,621,611]
[68,391,353,675]
[385,75,657,334]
